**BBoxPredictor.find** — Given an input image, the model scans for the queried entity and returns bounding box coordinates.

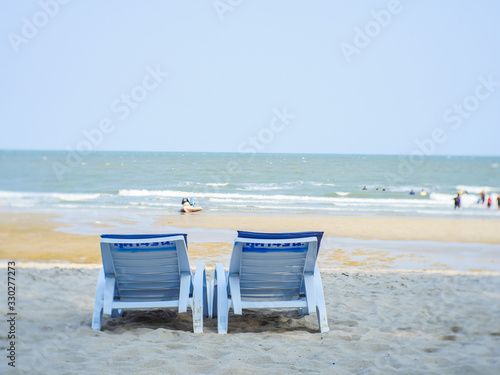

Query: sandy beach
[1,211,500,374]
[2,212,500,264]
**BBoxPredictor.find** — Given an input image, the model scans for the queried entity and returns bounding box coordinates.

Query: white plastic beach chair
[92,234,209,333]
[212,231,329,334]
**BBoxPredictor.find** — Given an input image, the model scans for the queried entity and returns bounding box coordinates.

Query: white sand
[1,212,499,373]
[1,264,499,374]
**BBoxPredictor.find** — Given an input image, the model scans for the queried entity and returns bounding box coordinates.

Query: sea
[1,150,499,219]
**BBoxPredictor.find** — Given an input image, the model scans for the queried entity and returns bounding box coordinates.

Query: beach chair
[213,231,329,334]
[92,234,209,333]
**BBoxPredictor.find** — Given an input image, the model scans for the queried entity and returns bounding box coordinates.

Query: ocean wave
[429,193,455,201]
[119,189,454,206]
[0,191,101,201]
[237,183,288,191]
[430,192,491,207]
[456,185,499,194]
[206,183,229,187]
[310,182,336,187]
[384,186,429,193]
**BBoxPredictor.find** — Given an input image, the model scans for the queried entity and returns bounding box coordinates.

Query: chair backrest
[230,231,323,301]
[237,231,323,255]
[100,234,190,302]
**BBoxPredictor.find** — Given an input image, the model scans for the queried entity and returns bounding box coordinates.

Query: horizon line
[1,148,500,158]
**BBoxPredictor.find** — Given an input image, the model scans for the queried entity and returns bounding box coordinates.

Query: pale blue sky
[1,0,499,155]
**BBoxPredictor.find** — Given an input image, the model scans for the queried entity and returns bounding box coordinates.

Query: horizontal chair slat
[239,300,308,307]
[111,300,181,309]
[242,252,307,260]
[114,265,180,274]
[240,274,303,282]
[241,260,306,268]
[113,259,179,268]
[116,274,181,282]
[117,290,180,298]
[118,282,181,289]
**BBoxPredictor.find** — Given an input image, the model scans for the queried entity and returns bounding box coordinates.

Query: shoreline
[1,211,499,269]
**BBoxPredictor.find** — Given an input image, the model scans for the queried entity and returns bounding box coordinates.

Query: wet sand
[1,212,499,264]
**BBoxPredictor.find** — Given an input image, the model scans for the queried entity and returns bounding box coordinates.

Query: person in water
[487,195,492,208]
[453,193,461,210]
[181,198,194,207]
[478,191,486,204]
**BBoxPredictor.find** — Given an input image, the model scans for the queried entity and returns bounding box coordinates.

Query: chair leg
[92,268,105,331]
[314,264,329,333]
[103,276,116,316]
[192,263,206,333]
[215,263,229,334]
[203,270,210,319]
[211,279,217,318]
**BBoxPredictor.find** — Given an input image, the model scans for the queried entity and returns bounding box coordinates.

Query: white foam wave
[206,183,228,187]
[208,194,447,208]
[238,183,286,191]
[384,186,428,193]
[310,182,336,187]
[456,185,499,194]
[430,192,491,207]
[429,193,455,201]
[54,193,101,201]
[0,191,101,201]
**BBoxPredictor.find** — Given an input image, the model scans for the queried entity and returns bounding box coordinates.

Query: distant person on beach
[453,193,461,210]
[487,195,492,208]
[181,197,203,213]
[362,186,367,190]
[409,190,415,195]
[478,191,486,204]
[497,195,500,209]
[420,189,427,196]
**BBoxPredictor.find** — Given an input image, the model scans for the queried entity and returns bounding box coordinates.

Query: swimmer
[453,193,461,210]
[420,189,427,196]
[478,191,486,204]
